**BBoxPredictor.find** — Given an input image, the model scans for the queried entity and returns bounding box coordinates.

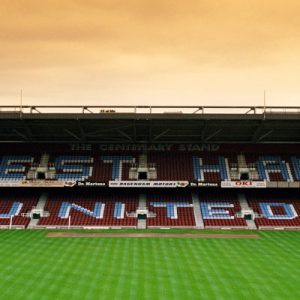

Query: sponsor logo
[221,181,266,188]
[76,181,106,187]
[109,181,189,188]
[21,180,74,187]
[190,182,219,187]
[0,180,76,187]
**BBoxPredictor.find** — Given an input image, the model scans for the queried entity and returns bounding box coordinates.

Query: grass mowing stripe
[0,230,299,300]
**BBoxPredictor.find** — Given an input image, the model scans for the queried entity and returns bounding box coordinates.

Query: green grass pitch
[0,230,299,300]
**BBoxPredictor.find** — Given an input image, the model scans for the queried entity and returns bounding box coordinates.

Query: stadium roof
[0,105,300,143]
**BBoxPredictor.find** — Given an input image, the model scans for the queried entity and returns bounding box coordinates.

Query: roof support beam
[116,129,133,142]
[252,121,264,142]
[133,120,137,143]
[82,106,93,113]
[12,129,28,140]
[204,128,223,141]
[77,120,86,141]
[193,107,204,114]
[87,124,133,136]
[22,120,34,141]
[201,121,207,141]
[64,129,81,141]
[29,106,41,114]
[257,130,274,142]
[245,107,255,114]
[153,129,170,141]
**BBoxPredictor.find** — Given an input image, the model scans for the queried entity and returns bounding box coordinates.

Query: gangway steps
[238,193,257,229]
[27,192,49,228]
[192,193,204,229]
[137,194,147,229]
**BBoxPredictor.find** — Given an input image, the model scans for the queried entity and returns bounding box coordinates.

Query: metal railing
[0,105,300,115]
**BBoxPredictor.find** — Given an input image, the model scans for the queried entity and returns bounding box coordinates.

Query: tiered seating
[290,156,300,181]
[86,153,138,182]
[199,190,247,228]
[0,155,36,181]
[1,144,300,183]
[147,152,193,181]
[192,155,230,182]
[254,155,291,181]
[147,191,195,227]
[38,191,138,227]
[148,152,298,183]
[54,155,93,181]
[0,192,38,227]
[247,191,300,228]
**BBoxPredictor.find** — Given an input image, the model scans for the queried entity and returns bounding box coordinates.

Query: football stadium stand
[199,190,247,228]
[37,190,138,228]
[0,189,299,229]
[0,105,300,230]
[247,190,300,229]
[0,191,39,228]
[1,150,300,183]
[147,191,195,227]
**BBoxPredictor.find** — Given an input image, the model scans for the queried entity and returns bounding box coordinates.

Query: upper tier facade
[0,143,300,187]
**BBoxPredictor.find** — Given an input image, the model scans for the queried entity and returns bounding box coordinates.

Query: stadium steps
[238,193,257,229]
[137,219,147,229]
[27,192,49,228]
[138,194,147,209]
[245,218,256,229]
[40,153,50,167]
[28,218,39,228]
[286,163,294,182]
[192,193,204,229]
[237,154,247,168]
[36,193,48,209]
[139,154,147,168]
[137,194,147,229]
[229,169,240,180]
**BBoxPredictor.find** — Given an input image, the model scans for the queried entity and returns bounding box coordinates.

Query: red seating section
[1,188,300,229]
[147,191,196,227]
[200,190,247,227]
[0,191,38,227]
[148,152,194,181]
[38,190,138,227]
[91,153,139,181]
[1,143,300,182]
[247,191,300,228]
